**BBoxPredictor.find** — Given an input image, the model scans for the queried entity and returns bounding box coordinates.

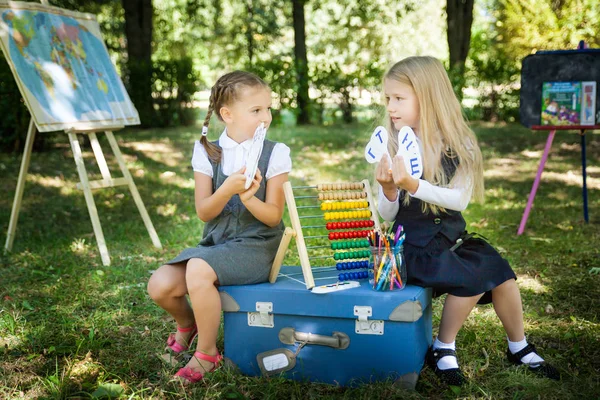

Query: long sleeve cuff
[409,179,470,211]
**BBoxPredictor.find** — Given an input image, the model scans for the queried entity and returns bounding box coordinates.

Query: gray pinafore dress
[166,140,285,286]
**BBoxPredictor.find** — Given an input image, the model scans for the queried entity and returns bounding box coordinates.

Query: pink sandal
[160,324,198,366]
[165,324,198,353]
[174,350,223,383]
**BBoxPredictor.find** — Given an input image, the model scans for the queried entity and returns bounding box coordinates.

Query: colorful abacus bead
[320,201,369,211]
[336,260,369,270]
[323,210,372,220]
[325,220,374,230]
[330,240,370,250]
[328,230,373,240]
[318,182,364,192]
[338,271,368,281]
[333,249,371,260]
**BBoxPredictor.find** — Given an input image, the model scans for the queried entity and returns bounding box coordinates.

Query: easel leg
[104,131,162,249]
[88,132,112,181]
[68,132,111,266]
[5,119,36,252]
[581,132,589,223]
[518,130,556,235]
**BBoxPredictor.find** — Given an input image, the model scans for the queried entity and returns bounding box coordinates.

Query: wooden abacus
[269,180,380,289]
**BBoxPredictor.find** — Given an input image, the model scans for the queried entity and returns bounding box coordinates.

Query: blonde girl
[376,56,558,385]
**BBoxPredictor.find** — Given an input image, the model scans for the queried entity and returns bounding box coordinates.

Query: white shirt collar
[218,128,253,150]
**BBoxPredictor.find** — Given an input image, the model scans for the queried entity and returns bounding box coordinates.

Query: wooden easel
[269,179,380,289]
[517,125,598,235]
[5,122,162,266]
[3,0,161,265]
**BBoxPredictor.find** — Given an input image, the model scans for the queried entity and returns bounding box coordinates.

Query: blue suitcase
[218,266,432,388]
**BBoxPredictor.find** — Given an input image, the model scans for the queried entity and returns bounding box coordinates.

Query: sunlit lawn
[0,120,599,399]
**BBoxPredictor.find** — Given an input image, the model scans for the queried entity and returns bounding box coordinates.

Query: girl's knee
[493,278,518,292]
[186,258,217,291]
[147,265,181,300]
[147,273,162,300]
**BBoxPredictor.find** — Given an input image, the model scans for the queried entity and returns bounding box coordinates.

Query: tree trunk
[122,0,154,127]
[245,0,254,66]
[489,86,498,122]
[446,0,474,99]
[292,0,310,125]
[340,88,353,124]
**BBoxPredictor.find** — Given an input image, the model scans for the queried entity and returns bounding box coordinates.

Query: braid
[200,89,222,163]
[199,70,270,165]
[203,102,214,128]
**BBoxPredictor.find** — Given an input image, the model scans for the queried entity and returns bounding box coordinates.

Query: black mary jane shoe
[506,343,560,381]
[426,346,466,386]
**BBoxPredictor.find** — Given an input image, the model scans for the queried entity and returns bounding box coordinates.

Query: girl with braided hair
[147,71,291,383]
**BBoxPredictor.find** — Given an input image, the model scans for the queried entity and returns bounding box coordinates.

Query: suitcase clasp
[354,306,384,335]
[248,302,274,328]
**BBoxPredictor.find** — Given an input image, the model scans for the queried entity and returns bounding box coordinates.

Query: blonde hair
[382,56,484,214]
[201,71,270,163]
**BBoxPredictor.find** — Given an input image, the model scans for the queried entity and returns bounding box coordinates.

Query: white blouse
[377,180,472,222]
[377,179,472,221]
[192,129,292,179]
[378,136,473,221]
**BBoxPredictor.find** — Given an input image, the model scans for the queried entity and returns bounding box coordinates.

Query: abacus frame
[269,179,380,289]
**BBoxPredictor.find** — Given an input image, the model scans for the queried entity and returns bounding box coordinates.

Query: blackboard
[520,49,600,128]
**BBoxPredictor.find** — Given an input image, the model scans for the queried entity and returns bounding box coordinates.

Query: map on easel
[0,1,139,132]
[2,1,160,267]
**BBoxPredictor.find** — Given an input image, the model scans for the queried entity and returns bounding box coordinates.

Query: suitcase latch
[354,306,384,335]
[248,302,274,328]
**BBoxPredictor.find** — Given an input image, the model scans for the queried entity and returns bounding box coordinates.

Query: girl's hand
[221,167,248,197]
[391,155,418,194]
[376,154,395,191]
[240,168,262,203]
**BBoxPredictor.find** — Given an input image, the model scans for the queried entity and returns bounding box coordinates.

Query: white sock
[433,337,459,370]
[508,337,544,366]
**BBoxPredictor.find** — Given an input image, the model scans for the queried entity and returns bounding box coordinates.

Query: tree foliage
[496,0,600,58]
[0,54,31,152]
[465,0,600,122]
[308,0,415,123]
[467,27,520,121]
[3,0,599,150]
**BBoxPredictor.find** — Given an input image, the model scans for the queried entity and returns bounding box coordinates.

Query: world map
[0,6,139,132]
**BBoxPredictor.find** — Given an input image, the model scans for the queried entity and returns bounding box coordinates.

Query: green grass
[1,121,599,399]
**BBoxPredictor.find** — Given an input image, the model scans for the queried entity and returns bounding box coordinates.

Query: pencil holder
[368,244,407,291]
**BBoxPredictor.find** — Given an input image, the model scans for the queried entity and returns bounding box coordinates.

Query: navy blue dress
[392,155,516,304]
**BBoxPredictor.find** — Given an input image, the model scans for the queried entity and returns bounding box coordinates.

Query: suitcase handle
[279,327,350,350]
